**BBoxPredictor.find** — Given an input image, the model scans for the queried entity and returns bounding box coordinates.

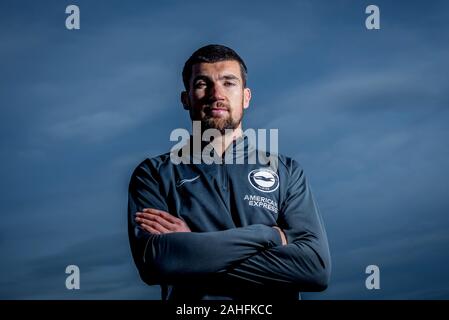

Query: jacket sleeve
[128,160,283,286]
[223,160,331,291]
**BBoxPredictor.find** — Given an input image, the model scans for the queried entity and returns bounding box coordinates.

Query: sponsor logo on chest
[248,168,279,193]
[245,168,279,214]
[243,194,278,214]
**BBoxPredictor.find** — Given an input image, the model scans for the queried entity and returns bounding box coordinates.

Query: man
[128,44,331,300]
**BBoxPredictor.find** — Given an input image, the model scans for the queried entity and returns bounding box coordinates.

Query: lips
[205,102,229,117]
[210,108,228,117]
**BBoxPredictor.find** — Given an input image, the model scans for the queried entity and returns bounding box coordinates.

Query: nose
[208,82,226,101]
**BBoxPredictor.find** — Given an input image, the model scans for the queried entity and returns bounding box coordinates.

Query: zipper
[221,159,228,191]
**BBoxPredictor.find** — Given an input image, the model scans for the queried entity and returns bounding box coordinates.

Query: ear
[181,91,190,110]
[243,88,251,109]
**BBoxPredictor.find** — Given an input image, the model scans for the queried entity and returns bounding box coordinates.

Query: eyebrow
[220,74,240,82]
[192,74,241,83]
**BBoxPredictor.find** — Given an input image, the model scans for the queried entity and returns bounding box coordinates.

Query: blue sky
[1,0,448,299]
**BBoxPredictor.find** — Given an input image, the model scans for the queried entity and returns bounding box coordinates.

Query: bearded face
[200,100,243,134]
[182,60,251,135]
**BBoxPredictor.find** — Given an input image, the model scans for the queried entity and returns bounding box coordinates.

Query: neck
[211,126,243,156]
[193,122,244,157]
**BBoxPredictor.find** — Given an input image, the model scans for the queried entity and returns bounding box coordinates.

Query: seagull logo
[248,168,279,193]
[254,176,274,182]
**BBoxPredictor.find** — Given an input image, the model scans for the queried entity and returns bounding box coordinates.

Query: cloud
[1,0,449,300]
[0,233,161,299]
[47,111,137,142]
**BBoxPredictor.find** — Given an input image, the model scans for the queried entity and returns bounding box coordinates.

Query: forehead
[191,60,242,79]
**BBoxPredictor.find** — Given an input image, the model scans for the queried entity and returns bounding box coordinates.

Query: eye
[194,82,207,89]
[224,81,236,87]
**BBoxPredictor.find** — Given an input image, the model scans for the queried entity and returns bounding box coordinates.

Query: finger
[136,216,166,231]
[142,208,180,224]
[136,213,177,231]
[139,223,161,235]
[140,219,171,234]
[139,209,189,230]
[140,220,171,234]
[137,212,176,230]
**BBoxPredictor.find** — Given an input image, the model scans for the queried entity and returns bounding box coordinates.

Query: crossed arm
[128,159,331,292]
[135,208,287,245]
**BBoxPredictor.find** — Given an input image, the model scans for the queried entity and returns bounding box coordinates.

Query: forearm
[135,223,283,285]
[222,239,331,291]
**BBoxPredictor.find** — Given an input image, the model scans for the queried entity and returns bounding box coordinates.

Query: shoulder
[252,147,305,178]
[274,153,305,177]
[130,152,173,179]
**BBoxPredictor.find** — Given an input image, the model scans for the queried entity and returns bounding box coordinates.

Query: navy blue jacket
[128,135,331,300]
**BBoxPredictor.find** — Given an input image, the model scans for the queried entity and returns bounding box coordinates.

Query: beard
[201,101,243,135]
[202,114,240,134]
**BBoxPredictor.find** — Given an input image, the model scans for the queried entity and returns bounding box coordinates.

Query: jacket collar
[184,133,255,164]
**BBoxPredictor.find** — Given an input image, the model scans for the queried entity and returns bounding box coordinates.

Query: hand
[273,226,287,246]
[135,208,191,234]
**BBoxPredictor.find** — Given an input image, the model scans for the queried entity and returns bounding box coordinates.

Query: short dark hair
[182,44,248,91]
